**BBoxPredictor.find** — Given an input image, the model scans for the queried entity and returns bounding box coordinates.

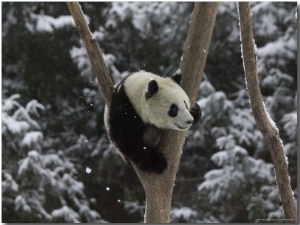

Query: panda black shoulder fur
[104,71,201,174]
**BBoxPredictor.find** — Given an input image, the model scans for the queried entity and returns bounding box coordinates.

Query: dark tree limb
[67,2,114,107]
[238,2,296,223]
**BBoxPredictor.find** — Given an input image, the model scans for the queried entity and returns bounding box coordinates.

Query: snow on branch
[238,2,296,222]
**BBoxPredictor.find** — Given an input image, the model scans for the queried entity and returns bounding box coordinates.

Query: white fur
[124,71,193,130]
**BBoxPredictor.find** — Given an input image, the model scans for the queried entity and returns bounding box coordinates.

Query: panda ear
[146,80,158,99]
[172,69,182,85]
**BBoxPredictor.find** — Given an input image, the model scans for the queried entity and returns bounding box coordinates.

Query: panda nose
[186,119,193,125]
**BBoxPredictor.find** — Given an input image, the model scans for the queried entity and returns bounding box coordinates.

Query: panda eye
[168,104,178,117]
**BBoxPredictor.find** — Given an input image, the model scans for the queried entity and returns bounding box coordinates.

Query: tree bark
[238,2,296,223]
[135,3,219,223]
[67,2,114,107]
[67,2,218,223]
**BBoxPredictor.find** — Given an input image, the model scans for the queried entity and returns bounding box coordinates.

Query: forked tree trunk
[67,2,218,223]
[238,2,296,223]
[136,3,218,223]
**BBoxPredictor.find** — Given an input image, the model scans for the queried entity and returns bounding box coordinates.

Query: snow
[132,11,150,34]
[70,47,89,69]
[216,135,235,150]
[85,167,92,174]
[31,14,75,33]
[229,107,263,146]
[51,206,80,223]
[21,131,43,148]
[281,112,297,139]
[199,80,215,96]
[2,6,17,35]
[268,208,285,219]
[107,2,155,34]
[18,150,42,176]
[2,173,19,192]
[263,102,279,132]
[2,115,30,134]
[2,93,21,111]
[92,30,105,41]
[261,68,294,89]
[201,169,224,186]
[251,3,279,38]
[62,174,84,194]
[15,195,32,213]
[4,98,44,133]
[25,99,45,117]
[233,146,248,156]
[2,95,42,134]
[171,207,197,220]
[257,28,296,63]
[211,151,228,166]
[14,108,40,129]
[124,201,144,214]
[174,68,182,76]
[42,153,64,168]
[80,205,102,223]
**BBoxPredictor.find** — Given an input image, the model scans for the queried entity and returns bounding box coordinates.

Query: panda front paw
[190,103,201,125]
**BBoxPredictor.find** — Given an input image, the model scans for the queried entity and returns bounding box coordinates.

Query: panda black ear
[172,70,182,85]
[146,80,159,99]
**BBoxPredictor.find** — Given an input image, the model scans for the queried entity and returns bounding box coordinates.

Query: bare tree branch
[67,2,114,107]
[238,2,296,223]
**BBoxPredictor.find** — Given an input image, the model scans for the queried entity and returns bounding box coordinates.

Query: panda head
[127,72,194,131]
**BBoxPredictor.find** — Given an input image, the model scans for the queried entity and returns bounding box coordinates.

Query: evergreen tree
[2,2,297,222]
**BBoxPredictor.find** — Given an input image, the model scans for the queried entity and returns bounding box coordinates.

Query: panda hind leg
[131,147,168,174]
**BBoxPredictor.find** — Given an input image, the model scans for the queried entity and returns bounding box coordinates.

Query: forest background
[2,2,297,223]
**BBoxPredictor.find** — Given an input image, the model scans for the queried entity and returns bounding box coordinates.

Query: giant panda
[104,71,201,174]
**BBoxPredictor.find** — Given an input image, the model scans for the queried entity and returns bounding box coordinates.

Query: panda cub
[104,71,201,174]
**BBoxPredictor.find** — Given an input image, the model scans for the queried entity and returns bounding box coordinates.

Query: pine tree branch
[238,2,296,223]
[134,3,219,222]
[67,2,114,107]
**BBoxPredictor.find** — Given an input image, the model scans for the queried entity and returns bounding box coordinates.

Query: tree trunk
[67,2,218,223]
[135,3,219,223]
[238,2,297,223]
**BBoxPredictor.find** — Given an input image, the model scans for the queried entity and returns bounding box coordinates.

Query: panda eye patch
[168,104,178,117]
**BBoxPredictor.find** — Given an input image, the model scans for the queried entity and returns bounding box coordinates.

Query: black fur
[108,78,168,174]
[190,103,201,124]
[107,73,201,174]
[172,70,182,84]
[145,80,159,99]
